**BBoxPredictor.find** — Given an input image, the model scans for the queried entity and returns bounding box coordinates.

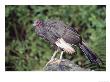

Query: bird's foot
[43,58,65,70]
[54,59,65,65]
[43,58,57,70]
[49,59,64,65]
[43,51,65,70]
[48,51,64,65]
[44,58,55,67]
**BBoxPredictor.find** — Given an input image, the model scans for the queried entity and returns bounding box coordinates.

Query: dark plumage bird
[33,19,102,65]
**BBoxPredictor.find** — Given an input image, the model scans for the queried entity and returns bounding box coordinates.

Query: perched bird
[33,19,102,65]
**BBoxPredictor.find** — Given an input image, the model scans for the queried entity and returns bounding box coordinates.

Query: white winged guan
[33,19,102,65]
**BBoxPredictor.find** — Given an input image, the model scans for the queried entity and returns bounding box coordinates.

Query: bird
[33,19,102,66]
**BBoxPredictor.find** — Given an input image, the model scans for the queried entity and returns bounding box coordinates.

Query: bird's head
[33,19,46,37]
[33,19,44,29]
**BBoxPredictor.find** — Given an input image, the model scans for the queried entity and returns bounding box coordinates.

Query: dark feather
[33,19,103,65]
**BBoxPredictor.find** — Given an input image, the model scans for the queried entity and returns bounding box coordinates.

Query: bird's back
[44,20,81,45]
[44,20,67,37]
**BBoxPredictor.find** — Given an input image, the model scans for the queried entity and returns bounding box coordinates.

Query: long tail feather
[78,41,103,65]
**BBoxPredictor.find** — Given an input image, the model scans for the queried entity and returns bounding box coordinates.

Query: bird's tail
[78,41,103,65]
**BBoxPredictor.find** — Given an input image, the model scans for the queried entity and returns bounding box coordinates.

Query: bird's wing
[55,38,75,54]
[45,20,67,37]
[62,27,81,45]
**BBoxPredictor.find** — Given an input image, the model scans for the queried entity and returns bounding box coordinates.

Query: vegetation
[5,5,106,71]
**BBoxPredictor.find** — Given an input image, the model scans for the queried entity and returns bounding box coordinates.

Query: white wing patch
[55,38,75,54]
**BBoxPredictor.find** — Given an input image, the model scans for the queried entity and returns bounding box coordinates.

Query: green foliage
[5,5,106,71]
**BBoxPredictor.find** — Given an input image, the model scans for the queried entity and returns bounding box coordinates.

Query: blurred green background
[5,5,106,71]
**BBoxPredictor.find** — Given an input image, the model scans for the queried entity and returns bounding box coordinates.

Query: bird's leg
[60,51,64,60]
[57,51,64,65]
[50,50,58,60]
[43,50,58,69]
